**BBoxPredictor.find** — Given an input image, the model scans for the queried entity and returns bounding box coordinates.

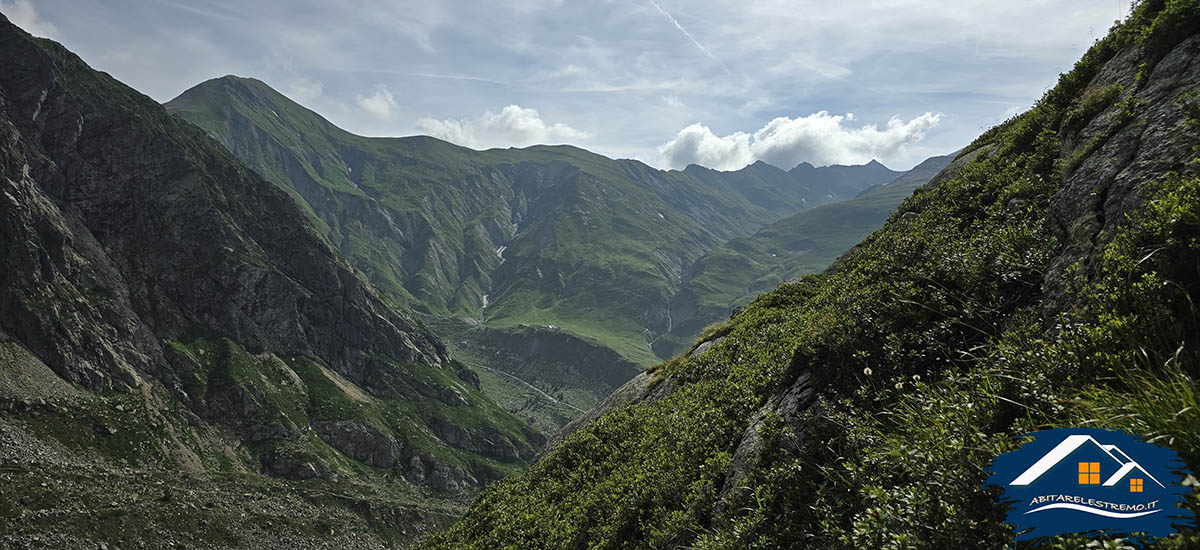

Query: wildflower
[863,367,873,376]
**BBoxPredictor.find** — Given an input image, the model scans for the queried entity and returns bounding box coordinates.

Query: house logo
[986,427,1193,541]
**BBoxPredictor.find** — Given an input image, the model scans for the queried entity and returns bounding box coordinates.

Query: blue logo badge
[986,427,1194,541]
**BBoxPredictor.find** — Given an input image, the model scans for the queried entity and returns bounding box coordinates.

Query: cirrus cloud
[416,105,591,150]
[659,111,942,171]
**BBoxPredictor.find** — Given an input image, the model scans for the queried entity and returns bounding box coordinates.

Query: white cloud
[658,124,752,171]
[416,105,591,149]
[2,0,58,38]
[658,111,941,171]
[285,77,324,104]
[26,0,1126,168]
[356,87,399,120]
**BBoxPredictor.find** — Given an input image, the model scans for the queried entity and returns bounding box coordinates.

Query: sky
[2,0,1131,171]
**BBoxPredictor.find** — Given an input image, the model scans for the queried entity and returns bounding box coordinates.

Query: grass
[167,79,899,371]
[420,2,1200,547]
[653,153,957,359]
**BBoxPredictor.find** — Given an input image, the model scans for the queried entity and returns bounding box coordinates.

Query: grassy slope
[166,84,899,368]
[422,2,1200,548]
[653,153,956,357]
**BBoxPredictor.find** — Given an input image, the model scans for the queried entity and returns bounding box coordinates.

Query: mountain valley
[3,1,1199,548]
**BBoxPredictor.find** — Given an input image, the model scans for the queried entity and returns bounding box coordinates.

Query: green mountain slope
[0,15,541,547]
[652,152,957,357]
[164,79,902,414]
[423,2,1200,548]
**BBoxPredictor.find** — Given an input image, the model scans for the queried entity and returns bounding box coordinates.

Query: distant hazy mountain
[651,153,956,357]
[165,76,904,416]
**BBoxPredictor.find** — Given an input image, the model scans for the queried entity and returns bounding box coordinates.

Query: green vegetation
[0,16,548,546]
[167,82,900,374]
[169,333,539,478]
[422,2,1200,548]
[653,153,956,358]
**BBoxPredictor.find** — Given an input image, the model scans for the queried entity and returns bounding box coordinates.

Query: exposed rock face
[713,371,815,516]
[1045,34,1200,313]
[0,15,538,506]
[313,421,401,468]
[261,450,320,480]
[426,417,522,461]
[689,336,725,358]
[439,386,470,407]
[404,455,482,491]
[455,367,482,391]
[0,18,447,397]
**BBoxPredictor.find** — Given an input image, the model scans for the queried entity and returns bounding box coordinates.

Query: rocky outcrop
[1045,33,1200,313]
[712,371,815,517]
[426,416,522,461]
[540,367,677,455]
[313,421,401,468]
[260,449,320,480]
[438,386,470,407]
[455,367,482,390]
[403,455,481,491]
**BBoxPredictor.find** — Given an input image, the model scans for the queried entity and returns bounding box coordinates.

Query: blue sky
[4,0,1129,170]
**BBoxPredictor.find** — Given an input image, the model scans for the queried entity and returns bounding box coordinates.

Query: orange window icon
[1078,462,1100,484]
[1131,478,1144,492]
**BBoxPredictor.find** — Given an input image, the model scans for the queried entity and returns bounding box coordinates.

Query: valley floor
[0,416,462,549]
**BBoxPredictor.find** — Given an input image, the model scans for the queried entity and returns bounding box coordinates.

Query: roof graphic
[1104,461,1163,487]
[1009,434,1164,488]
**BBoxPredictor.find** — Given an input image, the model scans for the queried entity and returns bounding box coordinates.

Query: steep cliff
[424,2,1200,548]
[0,15,539,548]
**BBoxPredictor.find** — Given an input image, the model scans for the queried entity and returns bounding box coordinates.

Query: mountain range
[0,11,948,547]
[5,1,1194,548]
[424,2,1200,547]
[0,15,536,546]
[162,76,928,422]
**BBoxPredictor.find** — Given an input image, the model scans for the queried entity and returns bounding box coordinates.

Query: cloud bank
[658,111,942,171]
[416,105,590,150]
